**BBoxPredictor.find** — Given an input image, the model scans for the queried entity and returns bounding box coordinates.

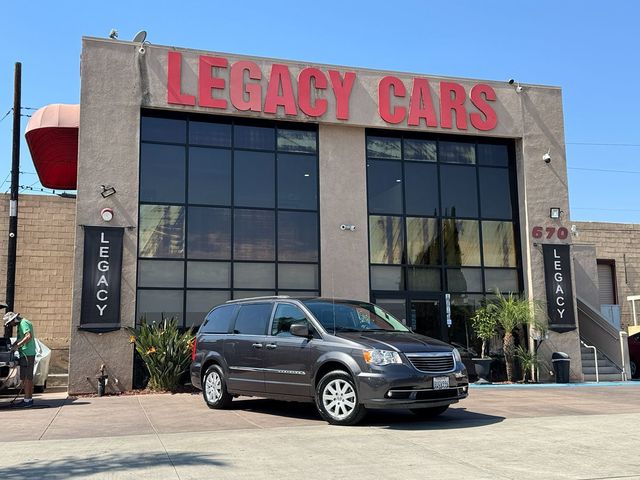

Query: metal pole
[4,62,21,338]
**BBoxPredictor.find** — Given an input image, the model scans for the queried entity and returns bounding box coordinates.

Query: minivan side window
[200,305,237,334]
[233,303,273,335]
[271,304,308,336]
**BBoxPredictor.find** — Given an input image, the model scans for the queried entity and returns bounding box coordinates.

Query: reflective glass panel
[447,268,483,292]
[479,167,512,219]
[138,260,184,288]
[188,121,231,147]
[404,139,436,162]
[369,216,404,264]
[140,144,185,204]
[442,219,481,266]
[234,263,276,289]
[278,264,319,290]
[367,136,401,159]
[482,221,517,267]
[187,261,231,288]
[233,290,276,299]
[141,116,186,144]
[186,290,230,327]
[440,164,478,217]
[136,289,183,325]
[139,205,185,258]
[201,304,236,334]
[234,124,275,150]
[234,209,275,261]
[404,162,439,216]
[187,207,231,259]
[449,294,485,348]
[367,160,403,214]
[477,143,508,167]
[370,266,404,290]
[439,141,476,164]
[407,267,441,291]
[234,151,275,208]
[233,303,273,335]
[406,217,440,265]
[277,129,316,153]
[278,154,317,210]
[484,269,519,293]
[188,147,231,206]
[278,211,318,262]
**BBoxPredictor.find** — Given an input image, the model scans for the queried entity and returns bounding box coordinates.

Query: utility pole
[4,62,21,338]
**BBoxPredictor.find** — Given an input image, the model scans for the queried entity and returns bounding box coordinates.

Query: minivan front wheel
[316,371,366,425]
[203,365,232,409]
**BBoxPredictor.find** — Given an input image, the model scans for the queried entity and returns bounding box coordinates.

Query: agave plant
[127,316,194,391]
[490,291,545,382]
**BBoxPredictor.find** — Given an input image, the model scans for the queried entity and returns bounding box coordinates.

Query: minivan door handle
[251,343,263,349]
[265,343,277,349]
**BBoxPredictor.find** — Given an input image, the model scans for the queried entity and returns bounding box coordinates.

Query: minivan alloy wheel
[322,379,356,420]
[205,371,222,402]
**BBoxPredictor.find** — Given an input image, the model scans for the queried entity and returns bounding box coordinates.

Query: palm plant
[491,291,545,382]
[514,345,542,383]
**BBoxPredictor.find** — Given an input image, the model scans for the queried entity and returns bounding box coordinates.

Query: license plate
[433,376,450,390]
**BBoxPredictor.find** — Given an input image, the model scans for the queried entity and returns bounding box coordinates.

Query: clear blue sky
[1,1,639,222]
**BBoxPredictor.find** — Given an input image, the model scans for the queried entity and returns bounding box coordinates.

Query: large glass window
[138,113,319,328]
[366,132,520,298]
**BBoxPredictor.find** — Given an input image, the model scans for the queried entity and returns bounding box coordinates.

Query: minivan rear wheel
[203,365,232,409]
[316,370,366,426]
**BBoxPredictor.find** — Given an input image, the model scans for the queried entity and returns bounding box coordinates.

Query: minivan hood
[335,331,453,353]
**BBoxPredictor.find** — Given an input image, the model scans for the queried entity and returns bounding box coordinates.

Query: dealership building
[20,37,636,394]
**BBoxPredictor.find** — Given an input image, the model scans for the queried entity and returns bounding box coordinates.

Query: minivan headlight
[452,348,462,364]
[363,349,402,366]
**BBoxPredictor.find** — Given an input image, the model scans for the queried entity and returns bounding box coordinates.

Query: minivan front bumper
[356,367,468,409]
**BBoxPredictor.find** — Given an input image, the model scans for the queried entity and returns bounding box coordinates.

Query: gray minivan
[191,296,468,425]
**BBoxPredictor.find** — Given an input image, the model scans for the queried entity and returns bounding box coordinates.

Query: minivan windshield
[302,300,409,333]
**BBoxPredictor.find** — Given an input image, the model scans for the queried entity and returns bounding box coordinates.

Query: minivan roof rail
[225,295,291,304]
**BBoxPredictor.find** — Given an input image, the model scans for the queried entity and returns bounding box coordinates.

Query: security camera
[340,224,356,231]
[515,85,523,93]
[340,224,347,231]
[543,149,551,163]
[508,79,515,85]
[138,46,146,55]
[348,225,356,232]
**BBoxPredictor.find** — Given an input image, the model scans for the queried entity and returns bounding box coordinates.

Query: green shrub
[471,306,498,358]
[127,316,194,391]
[515,345,542,383]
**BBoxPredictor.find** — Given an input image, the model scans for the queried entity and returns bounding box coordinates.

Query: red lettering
[407,78,437,127]
[298,68,328,117]
[167,52,195,106]
[378,76,406,124]
[198,56,228,109]
[264,64,298,115]
[440,82,467,130]
[469,84,497,131]
[230,61,262,112]
[328,70,355,120]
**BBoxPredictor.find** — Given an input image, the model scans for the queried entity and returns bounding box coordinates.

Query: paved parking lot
[1,384,640,479]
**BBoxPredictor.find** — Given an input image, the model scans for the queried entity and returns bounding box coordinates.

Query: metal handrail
[581,340,599,383]
[619,331,629,381]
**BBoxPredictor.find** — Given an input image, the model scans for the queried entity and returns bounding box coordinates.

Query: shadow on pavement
[0,395,89,411]
[228,399,503,430]
[3,451,227,479]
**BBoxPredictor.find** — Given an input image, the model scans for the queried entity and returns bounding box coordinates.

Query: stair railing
[580,340,599,383]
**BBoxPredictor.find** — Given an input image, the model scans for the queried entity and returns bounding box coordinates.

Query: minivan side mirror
[290,323,310,338]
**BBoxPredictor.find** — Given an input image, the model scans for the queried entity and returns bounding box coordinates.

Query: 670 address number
[532,226,569,240]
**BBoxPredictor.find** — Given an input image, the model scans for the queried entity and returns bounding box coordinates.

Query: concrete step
[581,358,612,368]
[47,373,68,388]
[582,366,621,375]
[583,373,624,382]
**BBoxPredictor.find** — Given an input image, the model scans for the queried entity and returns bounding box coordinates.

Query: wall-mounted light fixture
[549,207,562,219]
[100,185,116,198]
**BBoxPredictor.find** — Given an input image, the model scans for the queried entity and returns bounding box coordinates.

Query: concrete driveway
[1,384,640,479]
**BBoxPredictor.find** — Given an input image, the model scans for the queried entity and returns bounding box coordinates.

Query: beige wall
[0,193,75,370]
[573,221,640,329]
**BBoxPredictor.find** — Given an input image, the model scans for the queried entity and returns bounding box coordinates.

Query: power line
[568,167,640,175]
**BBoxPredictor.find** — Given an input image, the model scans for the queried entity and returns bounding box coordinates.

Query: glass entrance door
[410,299,443,340]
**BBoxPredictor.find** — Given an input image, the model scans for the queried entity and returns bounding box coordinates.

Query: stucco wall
[573,221,640,330]
[0,193,75,371]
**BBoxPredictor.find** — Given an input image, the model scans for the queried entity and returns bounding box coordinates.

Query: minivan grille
[407,354,454,373]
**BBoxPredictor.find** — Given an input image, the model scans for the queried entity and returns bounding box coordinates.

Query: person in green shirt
[4,312,36,408]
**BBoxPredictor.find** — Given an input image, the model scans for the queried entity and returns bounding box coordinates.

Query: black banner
[80,226,124,332]
[542,244,576,332]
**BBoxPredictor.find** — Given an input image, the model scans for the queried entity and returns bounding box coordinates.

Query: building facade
[65,37,584,393]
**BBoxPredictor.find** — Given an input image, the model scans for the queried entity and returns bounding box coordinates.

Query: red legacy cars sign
[167,51,497,131]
